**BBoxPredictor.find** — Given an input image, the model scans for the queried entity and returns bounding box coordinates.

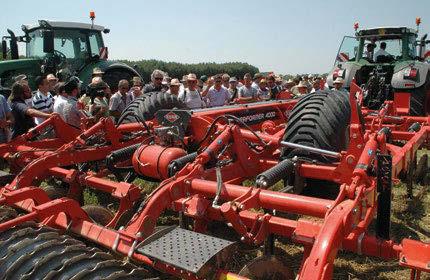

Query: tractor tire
[118,91,186,125]
[0,225,157,280]
[103,70,135,93]
[279,90,352,198]
[280,90,351,163]
[0,206,17,223]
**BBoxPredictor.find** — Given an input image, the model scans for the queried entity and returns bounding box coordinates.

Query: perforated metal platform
[137,227,235,274]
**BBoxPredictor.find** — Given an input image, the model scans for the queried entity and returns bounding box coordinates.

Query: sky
[1,0,430,74]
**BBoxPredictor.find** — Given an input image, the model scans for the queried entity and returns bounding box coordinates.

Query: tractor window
[26,30,45,58]
[407,35,417,59]
[26,29,89,61]
[53,29,88,59]
[88,32,104,57]
[376,40,402,58]
[335,36,358,64]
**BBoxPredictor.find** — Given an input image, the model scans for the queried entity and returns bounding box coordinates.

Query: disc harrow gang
[0,90,428,279]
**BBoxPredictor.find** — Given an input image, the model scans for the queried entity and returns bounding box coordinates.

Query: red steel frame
[0,94,428,279]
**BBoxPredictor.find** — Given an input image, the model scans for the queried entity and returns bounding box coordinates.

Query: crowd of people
[0,68,343,144]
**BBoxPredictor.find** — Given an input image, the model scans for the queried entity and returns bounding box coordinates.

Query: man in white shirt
[205,74,231,107]
[109,80,129,120]
[251,73,263,90]
[178,74,205,109]
[374,42,391,61]
[53,83,68,119]
[238,73,257,101]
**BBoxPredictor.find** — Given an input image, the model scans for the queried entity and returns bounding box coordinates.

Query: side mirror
[1,40,6,59]
[42,30,54,53]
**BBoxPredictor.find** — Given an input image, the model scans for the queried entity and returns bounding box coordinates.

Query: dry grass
[280,149,430,279]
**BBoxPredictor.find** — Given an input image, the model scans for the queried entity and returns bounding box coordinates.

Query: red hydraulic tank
[132,144,187,180]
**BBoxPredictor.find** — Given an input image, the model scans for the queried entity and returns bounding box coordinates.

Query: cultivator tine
[376,154,392,240]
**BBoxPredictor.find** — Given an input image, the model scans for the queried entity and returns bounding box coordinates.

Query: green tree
[118,59,260,82]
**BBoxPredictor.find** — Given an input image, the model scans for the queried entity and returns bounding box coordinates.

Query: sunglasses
[154,77,163,80]
[215,80,222,83]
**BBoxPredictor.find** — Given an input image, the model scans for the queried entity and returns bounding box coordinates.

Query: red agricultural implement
[0,88,427,279]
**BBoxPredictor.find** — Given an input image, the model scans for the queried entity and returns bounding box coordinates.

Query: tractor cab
[327,21,430,116]
[0,15,139,95]
[329,26,421,89]
[22,20,110,76]
[337,27,417,65]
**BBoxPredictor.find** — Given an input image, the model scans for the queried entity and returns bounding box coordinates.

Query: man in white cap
[333,77,345,91]
[178,73,205,109]
[228,77,239,101]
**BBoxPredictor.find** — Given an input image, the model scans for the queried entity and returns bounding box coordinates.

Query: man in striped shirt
[32,76,54,125]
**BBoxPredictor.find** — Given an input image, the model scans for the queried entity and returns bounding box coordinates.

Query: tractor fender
[327,62,362,88]
[391,61,430,89]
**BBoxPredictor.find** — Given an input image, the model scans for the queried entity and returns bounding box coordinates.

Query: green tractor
[0,19,140,95]
[327,22,430,116]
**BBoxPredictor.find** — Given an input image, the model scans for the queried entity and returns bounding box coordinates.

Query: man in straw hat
[166,78,181,96]
[92,67,105,78]
[295,80,308,96]
[178,73,205,109]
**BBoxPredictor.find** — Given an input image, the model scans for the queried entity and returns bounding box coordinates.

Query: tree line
[118,59,260,81]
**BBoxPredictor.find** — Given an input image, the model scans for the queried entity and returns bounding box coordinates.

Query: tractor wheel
[0,225,157,280]
[279,90,352,198]
[82,205,114,226]
[117,91,186,125]
[280,90,351,163]
[102,70,135,93]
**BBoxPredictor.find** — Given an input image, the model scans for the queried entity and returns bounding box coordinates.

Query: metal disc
[238,255,294,280]
[82,205,114,226]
